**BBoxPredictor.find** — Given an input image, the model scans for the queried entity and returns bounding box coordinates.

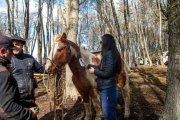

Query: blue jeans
[100,86,119,120]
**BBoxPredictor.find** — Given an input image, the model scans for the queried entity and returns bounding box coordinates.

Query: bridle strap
[46,40,71,72]
[45,57,63,72]
[46,42,63,72]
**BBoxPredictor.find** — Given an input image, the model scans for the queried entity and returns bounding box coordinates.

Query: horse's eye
[57,48,63,52]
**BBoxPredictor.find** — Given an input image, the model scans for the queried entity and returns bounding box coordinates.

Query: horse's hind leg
[83,101,91,120]
[91,89,102,120]
[123,84,131,118]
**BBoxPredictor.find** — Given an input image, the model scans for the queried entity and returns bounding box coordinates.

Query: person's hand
[6,64,12,73]
[88,67,95,74]
[30,107,39,118]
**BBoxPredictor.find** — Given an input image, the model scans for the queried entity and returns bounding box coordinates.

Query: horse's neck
[67,47,93,78]
[68,57,86,77]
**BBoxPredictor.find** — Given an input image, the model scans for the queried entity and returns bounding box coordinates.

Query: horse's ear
[61,32,67,41]
[54,34,61,42]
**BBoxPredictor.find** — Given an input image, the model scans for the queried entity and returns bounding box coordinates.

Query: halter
[46,41,71,73]
[45,57,64,72]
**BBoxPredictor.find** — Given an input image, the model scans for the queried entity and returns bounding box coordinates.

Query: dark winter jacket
[11,52,44,96]
[0,56,32,120]
[87,50,117,90]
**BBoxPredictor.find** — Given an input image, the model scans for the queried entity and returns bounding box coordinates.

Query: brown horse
[45,33,130,119]
[45,33,102,120]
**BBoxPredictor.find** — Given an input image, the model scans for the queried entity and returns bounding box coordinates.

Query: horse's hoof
[94,117,102,120]
[124,114,130,118]
[124,117,130,120]
[84,116,91,120]
[55,106,63,110]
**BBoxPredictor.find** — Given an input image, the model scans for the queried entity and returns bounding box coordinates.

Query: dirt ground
[35,65,167,120]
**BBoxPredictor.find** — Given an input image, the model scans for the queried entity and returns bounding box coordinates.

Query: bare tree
[111,0,121,46]
[45,0,51,58]
[23,0,29,53]
[0,12,8,34]
[159,0,180,119]
[158,0,163,56]
[15,0,20,34]
[11,0,15,35]
[36,0,43,64]
[96,0,105,35]
[58,0,81,100]
[5,0,11,35]
[122,0,131,66]
[133,1,153,66]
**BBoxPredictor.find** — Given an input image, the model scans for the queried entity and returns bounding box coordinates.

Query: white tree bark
[60,0,80,100]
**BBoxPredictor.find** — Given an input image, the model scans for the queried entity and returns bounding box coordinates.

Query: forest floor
[35,65,167,120]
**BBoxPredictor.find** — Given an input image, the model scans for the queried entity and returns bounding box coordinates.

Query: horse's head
[45,33,71,73]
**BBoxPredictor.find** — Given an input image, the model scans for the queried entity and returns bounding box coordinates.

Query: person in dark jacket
[85,34,121,120]
[0,34,38,120]
[10,34,44,120]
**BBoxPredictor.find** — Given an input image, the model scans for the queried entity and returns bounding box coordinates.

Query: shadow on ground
[36,65,167,120]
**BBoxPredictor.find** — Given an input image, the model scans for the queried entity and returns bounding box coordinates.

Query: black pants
[20,93,38,120]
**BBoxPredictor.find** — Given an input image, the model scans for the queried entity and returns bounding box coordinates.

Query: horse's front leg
[72,76,92,119]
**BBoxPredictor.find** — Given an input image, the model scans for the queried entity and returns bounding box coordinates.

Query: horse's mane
[80,47,95,64]
[65,40,96,65]
[79,47,97,81]
[67,40,81,58]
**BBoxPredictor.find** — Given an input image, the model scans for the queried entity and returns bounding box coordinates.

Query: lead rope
[43,69,66,120]
[43,72,53,118]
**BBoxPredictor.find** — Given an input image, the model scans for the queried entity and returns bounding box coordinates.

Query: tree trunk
[158,0,164,65]
[102,0,113,34]
[23,0,29,53]
[5,0,11,35]
[30,25,37,55]
[66,0,79,41]
[15,0,20,34]
[37,0,43,64]
[122,0,130,66]
[96,0,105,35]
[11,0,14,35]
[61,0,80,100]
[47,0,53,55]
[45,0,50,58]
[159,0,180,119]
[111,0,121,43]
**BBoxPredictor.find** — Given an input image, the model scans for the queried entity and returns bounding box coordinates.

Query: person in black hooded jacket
[0,34,38,120]
[85,34,121,120]
[10,34,44,120]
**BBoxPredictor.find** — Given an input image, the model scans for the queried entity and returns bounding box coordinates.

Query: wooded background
[1,0,168,67]
[1,0,180,119]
